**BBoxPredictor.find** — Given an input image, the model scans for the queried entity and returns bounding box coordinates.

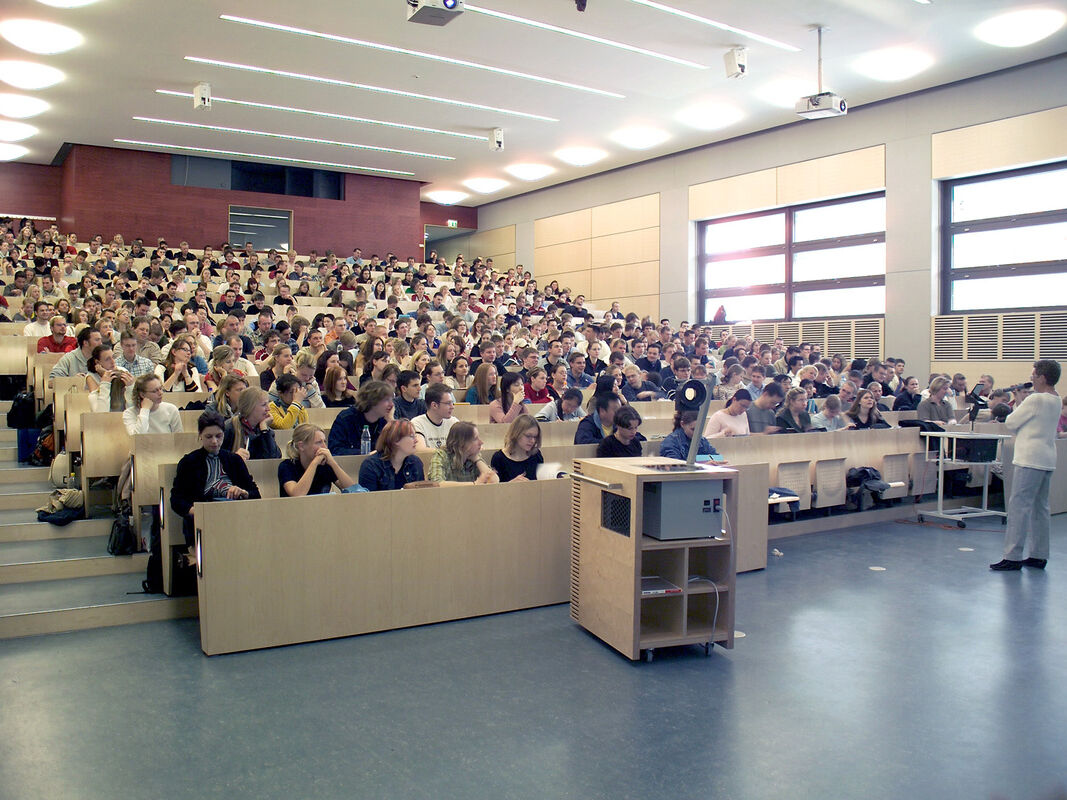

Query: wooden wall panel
[776,146,885,206]
[591,228,659,269]
[590,262,660,299]
[468,224,515,259]
[598,293,659,320]
[490,252,517,270]
[534,239,592,275]
[538,270,592,298]
[689,168,777,222]
[591,194,659,238]
[0,162,61,220]
[932,105,1067,179]
[534,209,591,247]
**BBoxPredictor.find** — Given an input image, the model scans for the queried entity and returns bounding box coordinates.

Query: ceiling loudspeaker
[724,47,747,79]
[675,379,708,412]
[193,82,211,110]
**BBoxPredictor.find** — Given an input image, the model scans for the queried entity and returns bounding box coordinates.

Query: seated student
[660,356,691,395]
[565,351,594,389]
[705,389,752,438]
[535,387,586,423]
[268,374,310,429]
[714,365,746,402]
[328,380,395,455]
[412,383,457,450]
[85,344,134,412]
[465,362,499,405]
[393,369,427,420]
[321,365,356,408]
[865,381,891,412]
[845,389,890,429]
[428,421,498,485]
[620,365,661,402]
[490,414,545,481]
[659,408,721,461]
[811,394,848,431]
[893,376,922,411]
[155,334,202,392]
[358,418,426,491]
[489,372,526,424]
[123,374,183,435]
[917,376,954,424]
[258,343,294,391]
[575,393,621,445]
[837,380,858,408]
[746,381,784,434]
[776,387,813,432]
[222,387,281,460]
[523,366,551,404]
[596,405,645,457]
[171,411,260,548]
[279,423,357,496]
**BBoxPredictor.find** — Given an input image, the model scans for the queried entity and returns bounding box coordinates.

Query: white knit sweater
[1006,392,1061,471]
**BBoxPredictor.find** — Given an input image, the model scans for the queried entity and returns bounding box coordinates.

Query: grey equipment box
[642,480,723,540]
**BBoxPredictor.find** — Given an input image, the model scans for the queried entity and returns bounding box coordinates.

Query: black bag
[107,514,138,556]
[37,506,84,526]
[29,430,55,467]
[7,389,36,429]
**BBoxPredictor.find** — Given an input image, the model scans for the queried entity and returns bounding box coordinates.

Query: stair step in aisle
[0,508,113,542]
[0,535,148,584]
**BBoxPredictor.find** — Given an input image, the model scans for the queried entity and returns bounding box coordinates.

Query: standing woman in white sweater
[991,359,1062,571]
[123,374,184,436]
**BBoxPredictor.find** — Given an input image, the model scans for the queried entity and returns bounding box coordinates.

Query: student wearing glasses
[490,414,544,482]
[358,419,426,491]
[154,334,202,392]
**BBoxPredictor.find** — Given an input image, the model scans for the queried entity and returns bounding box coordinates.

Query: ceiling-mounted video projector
[407,0,464,26]
[796,26,848,119]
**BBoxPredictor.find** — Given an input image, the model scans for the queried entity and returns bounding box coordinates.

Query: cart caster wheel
[704,643,712,657]
[917,515,924,523]
[645,649,654,663]
[957,521,966,529]
[1001,517,1007,526]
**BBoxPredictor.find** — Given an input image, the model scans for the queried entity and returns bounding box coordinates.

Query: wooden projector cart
[570,457,737,662]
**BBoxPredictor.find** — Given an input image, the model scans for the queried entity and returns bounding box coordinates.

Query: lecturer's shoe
[989,559,1023,571]
[1022,557,1047,569]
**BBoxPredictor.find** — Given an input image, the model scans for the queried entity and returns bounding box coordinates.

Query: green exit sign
[447,219,458,228]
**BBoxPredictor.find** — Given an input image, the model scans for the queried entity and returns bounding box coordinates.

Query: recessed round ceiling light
[462,177,509,194]
[0,142,29,160]
[675,101,745,131]
[34,0,99,6]
[504,163,555,181]
[754,77,818,109]
[609,125,670,150]
[425,189,469,205]
[554,146,608,166]
[852,46,935,81]
[0,19,84,54]
[0,120,37,141]
[0,93,49,118]
[974,8,1066,47]
[0,60,65,90]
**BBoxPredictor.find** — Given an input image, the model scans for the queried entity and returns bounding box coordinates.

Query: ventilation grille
[800,322,825,350]
[708,318,884,360]
[826,321,853,357]
[1038,313,1067,359]
[752,323,776,341]
[853,319,883,360]
[966,316,999,360]
[569,459,582,622]
[1002,314,1035,360]
[777,322,800,345]
[932,317,965,360]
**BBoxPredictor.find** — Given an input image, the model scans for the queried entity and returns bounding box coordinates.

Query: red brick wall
[0,162,61,220]
[56,144,424,255]
[420,201,477,231]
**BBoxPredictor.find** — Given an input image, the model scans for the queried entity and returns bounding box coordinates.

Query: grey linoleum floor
[2,516,1065,800]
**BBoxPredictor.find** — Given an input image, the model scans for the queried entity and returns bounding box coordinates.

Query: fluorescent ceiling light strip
[156,90,484,141]
[463,4,708,67]
[625,0,801,52]
[113,139,416,176]
[132,116,453,160]
[220,15,625,98]
[184,57,558,122]
[227,221,276,227]
[231,212,289,219]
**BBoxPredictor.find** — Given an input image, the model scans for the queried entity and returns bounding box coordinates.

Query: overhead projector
[407,0,464,26]
[796,92,848,119]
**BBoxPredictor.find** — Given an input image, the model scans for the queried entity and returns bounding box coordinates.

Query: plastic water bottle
[360,425,371,455]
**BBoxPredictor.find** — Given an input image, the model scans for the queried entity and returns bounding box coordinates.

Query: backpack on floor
[29,430,55,467]
[7,389,36,429]
[107,513,138,556]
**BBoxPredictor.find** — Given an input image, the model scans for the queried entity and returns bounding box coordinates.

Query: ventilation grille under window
[931,312,1067,361]
[933,317,965,360]
[965,316,999,360]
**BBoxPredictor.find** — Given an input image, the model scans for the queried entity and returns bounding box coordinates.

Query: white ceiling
[3,0,1067,208]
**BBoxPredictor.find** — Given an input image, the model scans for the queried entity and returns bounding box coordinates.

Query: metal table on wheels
[919,430,1011,528]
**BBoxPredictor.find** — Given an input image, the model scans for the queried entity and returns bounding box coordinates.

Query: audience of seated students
[659,408,721,461]
[893,376,922,411]
[811,394,848,431]
[575,392,621,445]
[85,344,134,412]
[490,414,545,481]
[845,390,890,429]
[358,419,426,491]
[523,366,551,404]
[123,374,183,435]
[535,387,585,423]
[705,389,752,438]
[222,387,281,460]
[171,411,260,548]
[393,369,426,420]
[489,372,526,424]
[917,376,954,424]
[746,381,784,434]
[279,422,357,496]
[776,387,813,433]
[428,421,498,485]
[465,362,499,405]
[329,380,394,455]
[596,405,645,457]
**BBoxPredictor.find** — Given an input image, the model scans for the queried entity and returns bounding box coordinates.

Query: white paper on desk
[537,461,565,481]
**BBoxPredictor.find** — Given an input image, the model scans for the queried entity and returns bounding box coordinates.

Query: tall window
[941,161,1067,313]
[697,192,885,323]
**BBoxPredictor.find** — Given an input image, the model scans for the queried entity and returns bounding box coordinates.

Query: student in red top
[37,316,76,353]
[523,366,551,404]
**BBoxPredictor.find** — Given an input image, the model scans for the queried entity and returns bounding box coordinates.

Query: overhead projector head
[796,92,847,119]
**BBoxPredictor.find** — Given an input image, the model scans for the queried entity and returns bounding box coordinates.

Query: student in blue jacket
[659,409,721,462]
[574,393,621,445]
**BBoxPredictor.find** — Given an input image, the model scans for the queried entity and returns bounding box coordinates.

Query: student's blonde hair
[286,422,324,461]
